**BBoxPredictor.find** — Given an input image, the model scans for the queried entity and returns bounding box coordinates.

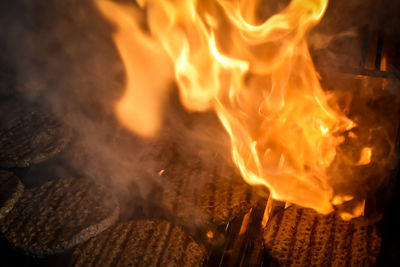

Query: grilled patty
[263,205,381,267]
[0,99,71,168]
[0,177,119,257]
[154,155,258,226]
[0,170,24,220]
[70,220,206,267]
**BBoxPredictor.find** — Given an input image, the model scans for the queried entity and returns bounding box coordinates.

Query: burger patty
[0,177,119,257]
[70,220,206,267]
[153,154,259,226]
[0,99,71,168]
[0,170,24,220]
[263,205,381,267]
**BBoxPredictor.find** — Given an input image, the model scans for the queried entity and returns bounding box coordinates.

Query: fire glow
[96,0,373,217]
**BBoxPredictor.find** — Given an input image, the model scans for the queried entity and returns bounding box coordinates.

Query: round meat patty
[70,220,206,267]
[263,205,381,267]
[0,170,24,220]
[0,177,119,257]
[0,99,71,168]
[154,155,259,226]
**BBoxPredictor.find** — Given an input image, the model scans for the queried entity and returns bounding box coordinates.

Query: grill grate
[201,24,400,266]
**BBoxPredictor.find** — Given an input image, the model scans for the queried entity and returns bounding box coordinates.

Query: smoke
[308,0,400,216]
[1,0,399,219]
[0,0,236,219]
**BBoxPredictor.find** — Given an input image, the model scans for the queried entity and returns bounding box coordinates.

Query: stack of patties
[263,205,381,267]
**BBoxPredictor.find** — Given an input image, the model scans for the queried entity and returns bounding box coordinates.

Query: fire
[96,0,373,216]
[356,147,372,165]
[96,0,172,138]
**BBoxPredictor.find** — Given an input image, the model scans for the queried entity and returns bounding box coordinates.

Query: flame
[96,0,172,138]
[356,147,372,165]
[96,0,373,215]
[206,230,214,239]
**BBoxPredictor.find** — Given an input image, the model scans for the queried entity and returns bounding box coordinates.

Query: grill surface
[1,0,400,266]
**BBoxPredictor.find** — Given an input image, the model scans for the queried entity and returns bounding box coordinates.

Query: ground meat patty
[0,99,71,168]
[0,177,119,257]
[153,154,259,226]
[70,220,206,267]
[0,170,24,220]
[263,205,381,267]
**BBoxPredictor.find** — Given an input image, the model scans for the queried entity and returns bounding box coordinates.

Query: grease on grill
[0,170,24,220]
[263,205,381,267]
[70,220,206,267]
[0,99,71,168]
[0,177,119,257]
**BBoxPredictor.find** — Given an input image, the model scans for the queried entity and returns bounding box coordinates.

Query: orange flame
[96,0,172,138]
[96,0,372,215]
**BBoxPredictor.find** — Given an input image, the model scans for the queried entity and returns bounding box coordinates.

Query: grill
[1,0,400,266]
[201,14,400,266]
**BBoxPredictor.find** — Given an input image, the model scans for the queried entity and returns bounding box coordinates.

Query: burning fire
[96,0,373,217]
